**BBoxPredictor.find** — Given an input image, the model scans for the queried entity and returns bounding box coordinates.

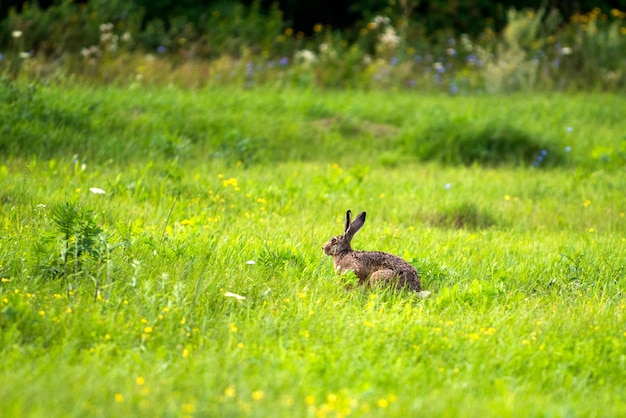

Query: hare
[322,210,421,292]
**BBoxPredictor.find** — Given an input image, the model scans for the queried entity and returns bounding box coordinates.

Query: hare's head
[322,210,366,256]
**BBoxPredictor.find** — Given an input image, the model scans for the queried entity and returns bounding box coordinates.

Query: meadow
[1,83,626,417]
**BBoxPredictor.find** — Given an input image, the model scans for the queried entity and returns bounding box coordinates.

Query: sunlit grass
[1,85,625,417]
[2,82,625,169]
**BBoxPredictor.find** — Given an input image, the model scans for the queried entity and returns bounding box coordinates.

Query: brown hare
[323,210,421,291]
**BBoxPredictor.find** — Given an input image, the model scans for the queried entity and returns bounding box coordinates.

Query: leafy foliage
[1,2,625,91]
[52,202,103,264]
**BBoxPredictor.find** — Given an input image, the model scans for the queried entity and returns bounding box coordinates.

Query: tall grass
[1,81,625,169]
[1,85,625,417]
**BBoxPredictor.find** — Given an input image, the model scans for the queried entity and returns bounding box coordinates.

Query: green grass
[1,84,625,417]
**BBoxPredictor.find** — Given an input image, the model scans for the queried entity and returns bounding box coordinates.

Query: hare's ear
[344,210,352,234]
[345,211,366,242]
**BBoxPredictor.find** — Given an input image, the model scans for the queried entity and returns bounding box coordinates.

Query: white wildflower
[371,15,390,29]
[225,292,246,301]
[433,62,445,72]
[379,27,400,50]
[318,42,337,59]
[100,32,113,44]
[106,35,119,52]
[99,22,114,33]
[295,49,317,66]
[12,31,23,38]
[89,187,106,195]
[81,46,101,59]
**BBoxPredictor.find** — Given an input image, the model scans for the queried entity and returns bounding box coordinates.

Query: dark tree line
[3,0,626,35]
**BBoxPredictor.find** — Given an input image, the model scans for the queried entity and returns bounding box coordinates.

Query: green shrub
[1,0,143,57]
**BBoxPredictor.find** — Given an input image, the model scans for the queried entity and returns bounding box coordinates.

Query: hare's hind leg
[368,269,396,287]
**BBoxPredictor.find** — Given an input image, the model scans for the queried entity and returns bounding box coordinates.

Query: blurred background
[1,0,625,91]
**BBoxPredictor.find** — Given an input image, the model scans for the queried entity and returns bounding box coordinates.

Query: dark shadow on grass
[411,121,564,167]
[423,202,499,230]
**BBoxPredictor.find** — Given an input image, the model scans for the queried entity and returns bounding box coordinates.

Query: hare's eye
[331,238,337,244]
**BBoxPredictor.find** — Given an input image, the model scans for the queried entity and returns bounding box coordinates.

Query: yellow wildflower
[225,386,236,398]
[222,177,238,188]
[182,403,196,413]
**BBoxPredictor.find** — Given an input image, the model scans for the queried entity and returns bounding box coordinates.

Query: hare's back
[353,251,416,274]
[354,250,421,291]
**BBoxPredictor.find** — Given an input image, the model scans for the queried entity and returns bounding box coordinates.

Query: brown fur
[323,210,421,292]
